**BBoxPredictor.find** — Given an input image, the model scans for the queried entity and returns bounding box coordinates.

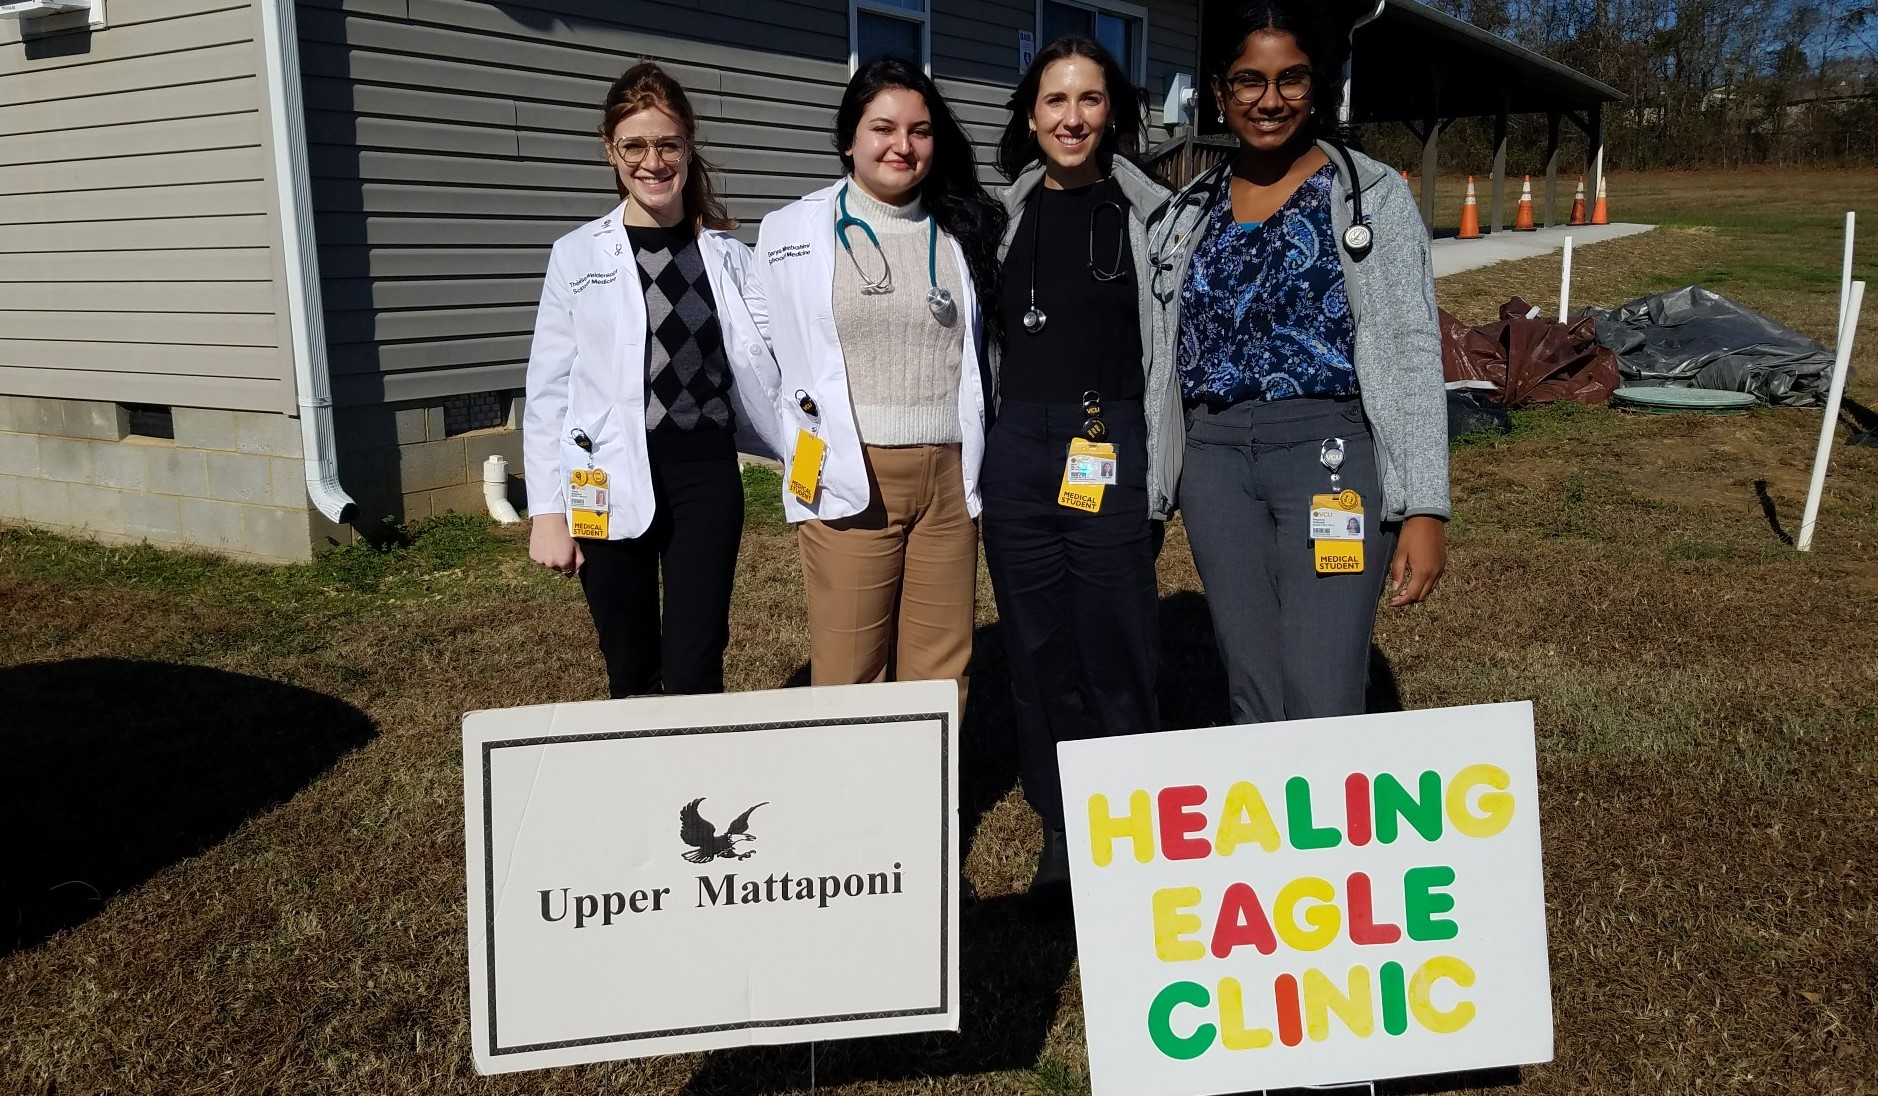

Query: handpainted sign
[463,681,959,1074]
[1058,702,1551,1095]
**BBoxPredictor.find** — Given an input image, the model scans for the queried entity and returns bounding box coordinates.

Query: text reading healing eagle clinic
[1087,765,1518,1061]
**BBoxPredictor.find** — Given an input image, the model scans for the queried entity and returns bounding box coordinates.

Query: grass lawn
[3,170,1876,1095]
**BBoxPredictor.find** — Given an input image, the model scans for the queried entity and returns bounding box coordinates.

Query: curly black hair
[1208,1,1354,142]
[834,58,1008,333]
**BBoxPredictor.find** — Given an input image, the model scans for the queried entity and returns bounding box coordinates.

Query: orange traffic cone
[1590,175,1609,225]
[1569,177,1587,225]
[1513,176,1536,231]
[1458,176,1482,239]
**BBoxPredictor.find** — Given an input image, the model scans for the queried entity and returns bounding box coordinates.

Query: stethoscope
[834,182,955,321]
[1147,138,1374,278]
[1020,191,1128,336]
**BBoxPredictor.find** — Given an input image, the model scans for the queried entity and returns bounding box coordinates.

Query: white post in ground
[1558,235,1574,319]
[1839,212,1857,340]
[1796,278,1865,552]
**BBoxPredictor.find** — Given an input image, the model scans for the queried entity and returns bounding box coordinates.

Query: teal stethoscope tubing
[835,182,940,299]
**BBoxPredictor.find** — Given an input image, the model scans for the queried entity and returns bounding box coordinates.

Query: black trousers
[576,451,744,698]
[981,399,1160,834]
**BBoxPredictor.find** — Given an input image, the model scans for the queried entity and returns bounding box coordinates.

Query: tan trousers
[797,444,977,705]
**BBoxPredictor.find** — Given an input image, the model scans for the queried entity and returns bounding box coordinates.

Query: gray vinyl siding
[0,0,292,413]
[297,0,853,407]
[305,0,1200,409]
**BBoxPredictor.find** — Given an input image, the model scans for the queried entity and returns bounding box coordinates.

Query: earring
[1216,111,1225,124]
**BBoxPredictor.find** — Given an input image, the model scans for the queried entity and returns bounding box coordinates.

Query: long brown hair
[599,62,734,231]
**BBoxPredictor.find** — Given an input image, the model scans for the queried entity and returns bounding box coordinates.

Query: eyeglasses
[1221,71,1312,105]
[1081,391,1107,442]
[612,136,689,165]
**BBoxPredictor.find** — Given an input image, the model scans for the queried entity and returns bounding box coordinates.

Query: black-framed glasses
[1221,71,1312,105]
[611,136,689,165]
[1081,391,1107,442]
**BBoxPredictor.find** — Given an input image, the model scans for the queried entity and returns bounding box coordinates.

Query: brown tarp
[1440,297,1621,407]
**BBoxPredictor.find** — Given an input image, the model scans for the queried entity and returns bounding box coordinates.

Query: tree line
[1356,0,1878,171]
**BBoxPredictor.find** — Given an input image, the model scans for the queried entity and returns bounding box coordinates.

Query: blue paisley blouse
[1177,163,1357,405]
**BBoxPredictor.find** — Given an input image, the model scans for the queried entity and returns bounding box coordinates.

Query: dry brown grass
[3,171,1877,1095]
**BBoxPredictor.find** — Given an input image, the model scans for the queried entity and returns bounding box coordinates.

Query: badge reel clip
[1311,437,1365,574]
[1320,436,1344,493]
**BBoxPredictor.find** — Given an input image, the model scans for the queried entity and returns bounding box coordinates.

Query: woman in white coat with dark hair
[524,62,781,698]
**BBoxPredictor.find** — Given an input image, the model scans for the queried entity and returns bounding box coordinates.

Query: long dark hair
[997,36,1145,182]
[834,58,1007,329]
[600,62,735,231]
[1208,1,1351,144]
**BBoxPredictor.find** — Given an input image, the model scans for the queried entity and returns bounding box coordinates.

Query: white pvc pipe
[1796,279,1865,552]
[1839,212,1857,346]
[1558,235,1574,319]
[258,0,356,524]
[483,455,522,524]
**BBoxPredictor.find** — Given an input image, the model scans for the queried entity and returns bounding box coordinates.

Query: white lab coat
[743,180,987,524]
[522,205,784,540]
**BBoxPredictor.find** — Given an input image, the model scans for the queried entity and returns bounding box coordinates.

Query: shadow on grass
[0,658,376,955]
[679,892,1078,1095]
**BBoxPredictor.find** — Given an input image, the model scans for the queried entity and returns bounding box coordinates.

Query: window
[1039,0,1146,82]
[852,0,929,71]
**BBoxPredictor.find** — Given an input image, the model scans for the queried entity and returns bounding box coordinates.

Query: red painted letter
[1345,773,1372,847]
[1210,882,1279,958]
[1275,973,1304,1047]
[1158,785,1212,860]
[1346,871,1403,945]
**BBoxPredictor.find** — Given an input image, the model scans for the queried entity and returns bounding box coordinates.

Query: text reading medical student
[984,36,1175,903]
[523,63,782,698]
[745,59,1006,701]
[1153,2,1449,723]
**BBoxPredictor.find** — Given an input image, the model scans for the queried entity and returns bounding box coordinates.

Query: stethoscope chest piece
[927,286,955,322]
[1022,306,1047,334]
[1343,220,1373,259]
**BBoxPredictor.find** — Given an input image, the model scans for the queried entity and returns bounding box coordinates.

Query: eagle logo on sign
[679,797,767,863]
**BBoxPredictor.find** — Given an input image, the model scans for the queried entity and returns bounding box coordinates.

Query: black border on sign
[481,712,952,1057]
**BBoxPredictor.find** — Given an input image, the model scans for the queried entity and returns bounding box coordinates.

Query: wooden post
[1543,111,1562,228]
[1489,106,1509,233]
[1419,111,1440,232]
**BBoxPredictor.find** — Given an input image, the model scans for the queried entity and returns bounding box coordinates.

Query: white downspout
[1340,1,1388,126]
[258,0,356,524]
[482,455,522,524]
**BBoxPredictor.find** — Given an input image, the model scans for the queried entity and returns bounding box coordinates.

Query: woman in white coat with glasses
[524,62,781,698]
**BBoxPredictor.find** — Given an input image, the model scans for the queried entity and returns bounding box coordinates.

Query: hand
[1387,515,1446,607]
[529,514,584,577]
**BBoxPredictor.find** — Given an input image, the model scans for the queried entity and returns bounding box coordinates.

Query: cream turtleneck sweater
[829,180,966,446]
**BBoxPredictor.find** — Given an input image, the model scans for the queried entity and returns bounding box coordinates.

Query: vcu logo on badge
[678,798,767,863]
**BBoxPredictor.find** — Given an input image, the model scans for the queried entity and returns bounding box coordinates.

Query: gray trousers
[1181,397,1398,725]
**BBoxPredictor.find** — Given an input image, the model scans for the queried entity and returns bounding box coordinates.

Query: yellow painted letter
[1090,790,1155,866]
[1303,966,1375,1041]
[1408,956,1477,1033]
[1153,887,1206,962]
[1217,977,1275,1050]
[1214,781,1282,855]
[1274,876,1341,952]
[1445,764,1514,838]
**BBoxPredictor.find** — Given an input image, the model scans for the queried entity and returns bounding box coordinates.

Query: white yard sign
[1059,702,1552,1095]
[463,681,959,1075]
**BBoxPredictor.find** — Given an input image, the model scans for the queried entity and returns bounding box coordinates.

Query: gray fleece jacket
[1146,140,1451,521]
[992,156,1181,521]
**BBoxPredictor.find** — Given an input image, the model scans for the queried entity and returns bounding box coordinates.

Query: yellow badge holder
[1310,438,1364,574]
[566,430,609,539]
[1057,391,1117,513]
[785,391,827,505]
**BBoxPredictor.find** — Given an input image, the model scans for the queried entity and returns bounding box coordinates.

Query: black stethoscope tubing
[1021,187,1129,336]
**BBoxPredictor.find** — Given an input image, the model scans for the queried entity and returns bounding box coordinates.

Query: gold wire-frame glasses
[611,136,689,165]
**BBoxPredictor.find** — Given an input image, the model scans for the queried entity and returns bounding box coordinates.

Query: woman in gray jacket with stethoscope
[984,37,1176,905]
[1151,1,1449,727]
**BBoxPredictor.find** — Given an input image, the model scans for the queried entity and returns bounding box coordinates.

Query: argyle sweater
[627,222,736,447]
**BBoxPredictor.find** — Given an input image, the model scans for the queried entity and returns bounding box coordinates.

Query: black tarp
[1589,286,1837,406]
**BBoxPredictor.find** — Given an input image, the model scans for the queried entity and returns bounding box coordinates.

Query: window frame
[1034,0,1150,84]
[850,0,932,75]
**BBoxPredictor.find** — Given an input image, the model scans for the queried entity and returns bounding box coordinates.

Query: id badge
[1059,438,1117,513]
[1311,489,1364,574]
[787,430,827,505]
[568,465,610,539]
